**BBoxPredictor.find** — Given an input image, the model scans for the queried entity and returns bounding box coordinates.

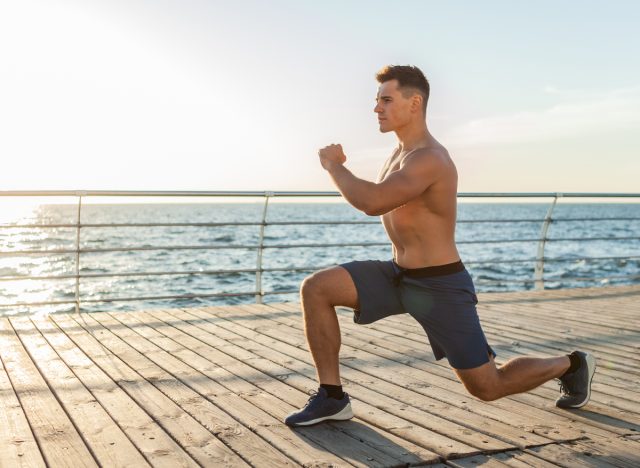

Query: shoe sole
[566,353,597,409]
[289,403,354,426]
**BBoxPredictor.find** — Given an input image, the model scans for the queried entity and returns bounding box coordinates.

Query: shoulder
[401,146,451,170]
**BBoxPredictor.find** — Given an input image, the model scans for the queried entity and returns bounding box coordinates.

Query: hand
[318,144,347,171]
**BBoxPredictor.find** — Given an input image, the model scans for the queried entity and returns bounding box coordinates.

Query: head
[374,65,430,133]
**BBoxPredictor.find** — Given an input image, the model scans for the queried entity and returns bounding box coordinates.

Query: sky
[1,0,639,194]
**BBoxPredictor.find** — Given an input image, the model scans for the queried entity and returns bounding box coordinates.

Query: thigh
[401,271,495,369]
[303,266,359,310]
[339,260,405,324]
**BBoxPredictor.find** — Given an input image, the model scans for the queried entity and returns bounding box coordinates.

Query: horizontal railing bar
[1,242,393,256]
[2,190,640,198]
[0,266,324,282]
[551,217,640,222]
[457,193,640,198]
[0,245,261,256]
[0,190,342,197]
[2,231,639,257]
[544,255,640,263]
[545,274,640,282]
[0,219,551,229]
[472,273,640,285]
[545,236,640,242]
[2,217,640,231]
[78,291,259,303]
[0,299,78,307]
[0,222,266,229]
[4,255,640,282]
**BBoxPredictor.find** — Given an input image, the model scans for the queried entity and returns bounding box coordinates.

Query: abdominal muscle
[381,196,461,269]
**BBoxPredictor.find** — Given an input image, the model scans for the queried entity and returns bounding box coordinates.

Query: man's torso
[377,143,460,268]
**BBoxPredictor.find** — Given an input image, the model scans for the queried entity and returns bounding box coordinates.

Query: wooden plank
[0,341,45,467]
[409,310,640,405]
[479,302,640,369]
[50,313,248,467]
[445,453,510,467]
[30,315,199,468]
[78,311,307,468]
[244,302,590,440]
[482,293,640,339]
[523,441,623,467]
[569,443,637,468]
[376,312,640,408]
[348,315,640,431]
[9,316,150,467]
[477,306,638,362]
[101,310,364,468]
[482,294,640,332]
[162,306,563,452]
[258,302,640,438]
[143,308,447,464]
[478,285,640,306]
[371,313,640,400]
[132,309,443,465]
[172,306,521,453]
[0,318,97,467]
[287,301,640,427]
[177,305,558,449]
[367,297,640,381]
[573,435,640,467]
[476,449,560,467]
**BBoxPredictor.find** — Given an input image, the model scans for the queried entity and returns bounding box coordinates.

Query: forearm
[327,163,378,214]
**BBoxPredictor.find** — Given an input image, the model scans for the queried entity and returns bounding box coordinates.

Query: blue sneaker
[556,351,596,409]
[284,388,353,426]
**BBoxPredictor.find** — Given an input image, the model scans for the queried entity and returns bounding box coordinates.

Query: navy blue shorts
[340,259,496,370]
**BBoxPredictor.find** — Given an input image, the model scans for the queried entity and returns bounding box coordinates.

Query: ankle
[561,352,581,377]
[320,383,344,399]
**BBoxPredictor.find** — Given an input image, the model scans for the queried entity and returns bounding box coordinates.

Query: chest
[377,153,405,182]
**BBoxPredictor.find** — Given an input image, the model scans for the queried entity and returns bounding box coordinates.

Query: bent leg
[455,354,571,401]
[300,266,358,385]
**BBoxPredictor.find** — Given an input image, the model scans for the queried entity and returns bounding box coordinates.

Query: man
[284,65,596,427]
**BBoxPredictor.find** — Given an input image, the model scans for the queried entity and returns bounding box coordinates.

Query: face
[374,79,417,133]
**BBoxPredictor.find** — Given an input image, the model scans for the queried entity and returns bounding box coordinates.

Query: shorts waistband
[392,260,465,285]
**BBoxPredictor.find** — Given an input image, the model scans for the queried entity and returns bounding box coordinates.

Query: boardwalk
[1,285,639,467]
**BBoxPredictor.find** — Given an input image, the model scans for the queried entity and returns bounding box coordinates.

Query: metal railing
[1,190,639,313]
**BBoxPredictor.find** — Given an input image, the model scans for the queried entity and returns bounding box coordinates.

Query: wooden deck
[1,285,639,467]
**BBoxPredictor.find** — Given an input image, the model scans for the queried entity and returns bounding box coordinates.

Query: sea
[1,202,639,315]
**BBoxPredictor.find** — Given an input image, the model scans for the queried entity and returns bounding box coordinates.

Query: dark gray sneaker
[556,351,596,409]
[284,387,353,426]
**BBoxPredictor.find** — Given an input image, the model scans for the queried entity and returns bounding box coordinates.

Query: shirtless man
[284,65,596,427]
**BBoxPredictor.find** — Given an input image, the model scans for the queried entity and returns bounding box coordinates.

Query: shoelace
[557,379,570,395]
[303,390,319,408]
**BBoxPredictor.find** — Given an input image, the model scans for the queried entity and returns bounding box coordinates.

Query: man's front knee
[300,273,325,300]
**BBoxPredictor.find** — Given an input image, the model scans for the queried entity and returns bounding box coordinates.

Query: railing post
[534,194,560,290]
[255,192,272,303]
[75,193,84,313]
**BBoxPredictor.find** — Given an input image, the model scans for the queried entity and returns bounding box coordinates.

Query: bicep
[371,155,441,214]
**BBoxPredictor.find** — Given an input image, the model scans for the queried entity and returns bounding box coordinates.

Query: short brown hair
[375,65,430,114]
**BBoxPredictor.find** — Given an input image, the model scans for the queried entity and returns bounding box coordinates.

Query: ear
[411,94,423,114]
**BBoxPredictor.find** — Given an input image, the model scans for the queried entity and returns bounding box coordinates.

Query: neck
[395,119,431,151]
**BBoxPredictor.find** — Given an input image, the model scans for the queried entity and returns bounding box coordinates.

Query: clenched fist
[318,144,347,171]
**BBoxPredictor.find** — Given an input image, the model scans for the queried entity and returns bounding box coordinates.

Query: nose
[374,102,382,114]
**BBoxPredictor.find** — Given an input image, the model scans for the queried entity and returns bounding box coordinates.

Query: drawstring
[392,268,406,286]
